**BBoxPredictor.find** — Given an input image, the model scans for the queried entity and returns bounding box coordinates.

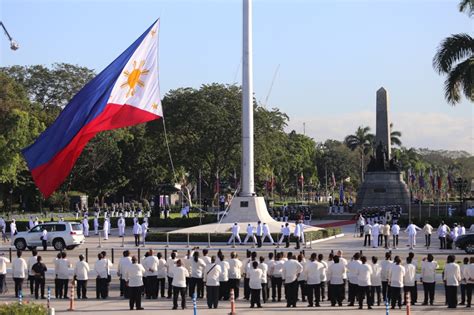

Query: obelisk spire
[241,0,254,196]
[376,87,391,159]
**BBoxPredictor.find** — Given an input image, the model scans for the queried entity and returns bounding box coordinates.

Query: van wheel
[14,238,27,251]
[53,238,65,251]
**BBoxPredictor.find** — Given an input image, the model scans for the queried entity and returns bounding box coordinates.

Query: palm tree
[390,123,402,147]
[344,126,374,181]
[432,1,474,105]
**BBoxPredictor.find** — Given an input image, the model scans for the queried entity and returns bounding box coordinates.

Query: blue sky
[1,0,472,153]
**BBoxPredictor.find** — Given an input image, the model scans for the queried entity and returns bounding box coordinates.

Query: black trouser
[330,283,344,306]
[393,235,399,247]
[189,277,204,298]
[378,234,383,246]
[256,235,262,247]
[28,275,34,294]
[446,285,458,308]
[307,283,321,306]
[167,277,173,298]
[271,276,282,301]
[129,286,143,310]
[77,280,87,299]
[391,287,402,308]
[34,277,45,299]
[364,234,371,246]
[383,235,388,248]
[96,277,108,299]
[320,281,326,300]
[58,279,69,298]
[42,239,47,250]
[13,277,24,297]
[134,234,140,246]
[348,281,358,304]
[359,226,364,237]
[425,234,431,247]
[295,237,300,249]
[466,283,473,307]
[228,278,240,299]
[460,283,466,304]
[283,235,289,248]
[145,275,157,298]
[244,277,250,299]
[250,289,261,307]
[404,285,416,305]
[173,286,186,309]
[261,283,268,302]
[382,281,390,302]
[206,285,219,308]
[423,282,435,305]
[219,281,229,300]
[0,274,5,294]
[358,285,371,308]
[157,277,166,297]
[370,285,381,305]
[55,277,60,298]
[439,236,446,249]
[120,278,128,297]
[298,280,306,301]
[285,280,298,307]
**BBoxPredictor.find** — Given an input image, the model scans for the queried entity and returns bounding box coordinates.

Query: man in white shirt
[56,252,71,299]
[10,219,17,240]
[391,222,400,249]
[166,251,178,298]
[405,222,422,250]
[93,215,99,235]
[464,256,474,308]
[156,252,167,298]
[258,256,268,303]
[142,249,159,299]
[27,249,38,296]
[12,250,27,298]
[438,221,449,249]
[371,222,380,248]
[227,223,242,245]
[262,223,275,245]
[380,252,393,303]
[103,218,110,240]
[204,256,222,309]
[117,216,126,237]
[227,252,242,300]
[243,224,256,245]
[423,221,434,249]
[421,253,438,305]
[357,256,373,309]
[28,216,35,230]
[82,216,89,237]
[371,256,382,306]
[347,253,362,306]
[280,223,291,248]
[0,253,10,294]
[133,221,142,247]
[255,221,263,248]
[444,254,461,308]
[305,253,324,307]
[118,250,132,298]
[363,223,372,247]
[95,251,113,299]
[403,256,417,306]
[125,256,146,310]
[317,254,328,302]
[74,254,90,299]
[282,252,303,307]
[327,255,346,306]
[171,259,189,310]
[294,220,303,249]
[388,256,405,309]
[141,219,148,245]
[217,253,230,300]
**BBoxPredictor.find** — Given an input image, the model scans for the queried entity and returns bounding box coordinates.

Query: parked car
[455,233,474,254]
[13,222,85,251]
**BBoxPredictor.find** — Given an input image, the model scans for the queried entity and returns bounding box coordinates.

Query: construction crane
[1,21,19,50]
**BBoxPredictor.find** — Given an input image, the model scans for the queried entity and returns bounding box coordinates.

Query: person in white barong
[405,222,421,250]
[28,216,35,230]
[82,217,89,237]
[118,216,126,237]
[243,224,257,245]
[103,217,110,240]
[94,215,99,235]
[141,218,148,245]
[227,223,242,245]
[371,221,379,248]
[262,223,275,245]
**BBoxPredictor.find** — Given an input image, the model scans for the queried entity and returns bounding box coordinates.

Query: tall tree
[390,123,402,147]
[344,126,374,180]
[432,1,473,105]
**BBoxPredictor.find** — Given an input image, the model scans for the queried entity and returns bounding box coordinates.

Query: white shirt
[228,258,242,279]
[294,224,301,237]
[204,263,221,286]
[405,224,421,235]
[157,258,167,278]
[56,259,71,279]
[256,224,263,236]
[258,262,268,283]
[12,257,27,278]
[74,261,90,280]
[319,260,328,282]
[133,223,142,235]
[249,268,264,289]
[191,258,206,278]
[0,256,10,274]
[10,222,17,233]
[166,257,177,275]
[357,263,373,286]
[347,260,362,283]
[282,259,303,283]
[246,225,254,235]
[464,263,474,284]
[42,230,48,241]
[142,255,159,276]
[282,226,290,236]
[389,264,405,288]
[305,260,324,285]
[371,263,382,286]
[171,266,189,288]
[403,263,416,286]
[443,263,461,286]
[118,256,132,278]
[391,224,400,235]
[125,263,146,287]
[364,224,372,234]
[273,260,284,277]
[95,259,112,278]
[327,262,346,285]
[218,260,229,282]
[371,223,379,235]
[421,261,438,283]
[118,218,125,227]
[231,224,240,235]
[380,260,393,281]
[437,224,448,237]
[202,255,212,266]
[262,224,270,235]
[423,224,433,235]
[28,255,38,276]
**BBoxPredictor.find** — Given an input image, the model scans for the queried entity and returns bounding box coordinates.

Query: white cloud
[286,111,473,154]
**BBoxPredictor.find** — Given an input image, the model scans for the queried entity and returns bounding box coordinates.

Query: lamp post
[453,177,469,215]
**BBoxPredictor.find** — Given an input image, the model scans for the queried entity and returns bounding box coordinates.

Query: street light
[1,21,19,50]
[453,177,469,214]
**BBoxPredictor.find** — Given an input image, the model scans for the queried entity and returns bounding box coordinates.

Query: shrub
[145,227,341,243]
[0,302,47,315]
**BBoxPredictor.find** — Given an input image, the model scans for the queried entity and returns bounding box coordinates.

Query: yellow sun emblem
[121,60,149,97]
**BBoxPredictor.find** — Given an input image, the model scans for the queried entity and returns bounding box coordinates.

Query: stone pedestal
[356,171,410,209]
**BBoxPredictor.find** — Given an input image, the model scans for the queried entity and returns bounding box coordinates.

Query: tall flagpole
[241,0,254,197]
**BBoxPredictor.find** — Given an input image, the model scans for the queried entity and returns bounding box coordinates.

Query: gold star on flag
[151,28,157,37]
[152,103,158,110]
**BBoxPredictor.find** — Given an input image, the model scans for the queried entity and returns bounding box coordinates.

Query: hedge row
[0,303,47,315]
[398,216,474,228]
[7,215,217,232]
[145,227,341,243]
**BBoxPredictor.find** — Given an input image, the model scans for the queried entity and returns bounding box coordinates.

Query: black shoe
[368,306,373,309]
[137,308,144,310]
[348,303,354,306]
[422,302,428,305]
[172,307,177,310]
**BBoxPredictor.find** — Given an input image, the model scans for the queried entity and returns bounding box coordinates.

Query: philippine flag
[22,20,162,198]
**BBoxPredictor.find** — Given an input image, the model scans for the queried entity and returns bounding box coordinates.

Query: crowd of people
[0,248,473,310]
